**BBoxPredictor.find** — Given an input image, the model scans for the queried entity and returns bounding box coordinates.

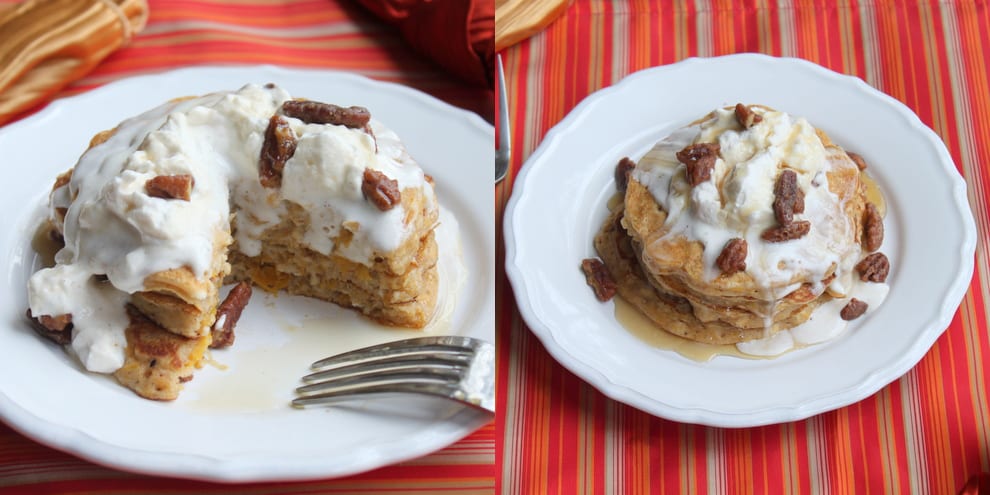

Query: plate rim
[0,65,495,481]
[504,53,977,427]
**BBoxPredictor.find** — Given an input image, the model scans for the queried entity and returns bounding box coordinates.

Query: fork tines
[292,336,493,412]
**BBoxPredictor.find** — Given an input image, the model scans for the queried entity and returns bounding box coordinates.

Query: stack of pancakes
[28,85,440,400]
[595,105,867,344]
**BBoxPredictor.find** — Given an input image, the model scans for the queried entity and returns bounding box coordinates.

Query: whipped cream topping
[633,106,860,294]
[28,84,435,373]
[631,106,889,356]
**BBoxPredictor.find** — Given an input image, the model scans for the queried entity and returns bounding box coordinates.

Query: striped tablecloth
[0,0,493,493]
[497,1,989,493]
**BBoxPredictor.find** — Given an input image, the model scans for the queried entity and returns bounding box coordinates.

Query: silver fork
[293,336,495,414]
[495,54,510,183]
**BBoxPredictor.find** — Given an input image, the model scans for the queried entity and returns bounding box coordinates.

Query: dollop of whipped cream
[633,106,859,294]
[28,84,434,372]
[631,106,888,356]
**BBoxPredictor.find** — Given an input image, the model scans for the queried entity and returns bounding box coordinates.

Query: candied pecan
[761,220,811,242]
[793,187,805,214]
[856,252,889,282]
[676,143,720,187]
[772,169,804,225]
[210,282,252,349]
[734,103,763,128]
[362,169,401,211]
[25,309,72,345]
[840,298,869,320]
[259,115,298,188]
[716,238,748,275]
[847,152,868,170]
[146,174,194,201]
[615,157,636,191]
[581,258,617,302]
[363,122,379,152]
[281,100,371,129]
[862,202,884,252]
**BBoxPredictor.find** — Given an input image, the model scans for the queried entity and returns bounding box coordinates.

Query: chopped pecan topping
[26,309,72,345]
[581,258,617,302]
[281,100,371,129]
[210,282,252,349]
[847,152,868,170]
[259,115,298,188]
[862,202,884,252]
[772,169,804,226]
[363,122,379,153]
[615,157,636,191]
[761,220,811,242]
[734,103,763,128]
[793,187,805,214]
[362,169,401,211]
[840,298,869,320]
[856,252,889,282]
[676,143,720,187]
[146,174,194,201]
[716,238,748,275]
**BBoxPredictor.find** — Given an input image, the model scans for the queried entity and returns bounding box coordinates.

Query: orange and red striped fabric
[0,0,493,493]
[497,1,990,493]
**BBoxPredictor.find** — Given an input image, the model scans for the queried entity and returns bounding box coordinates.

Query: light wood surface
[495,0,570,51]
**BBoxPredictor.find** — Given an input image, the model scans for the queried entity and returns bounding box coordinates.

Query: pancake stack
[593,104,881,345]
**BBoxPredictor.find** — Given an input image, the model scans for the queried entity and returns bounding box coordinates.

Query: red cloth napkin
[357,0,494,87]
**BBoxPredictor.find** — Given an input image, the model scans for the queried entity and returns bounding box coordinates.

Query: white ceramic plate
[0,66,494,481]
[505,54,975,428]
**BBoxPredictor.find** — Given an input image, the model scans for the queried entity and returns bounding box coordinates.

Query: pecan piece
[734,103,763,128]
[146,174,194,201]
[362,169,401,211]
[259,115,298,188]
[716,238,747,275]
[761,220,811,242]
[856,252,889,283]
[615,157,636,191]
[793,188,805,214]
[581,258,617,302]
[772,169,804,226]
[210,282,252,349]
[840,298,869,320]
[847,151,868,170]
[676,143,720,187]
[25,309,72,345]
[363,122,379,153]
[281,100,371,129]
[862,202,884,252]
